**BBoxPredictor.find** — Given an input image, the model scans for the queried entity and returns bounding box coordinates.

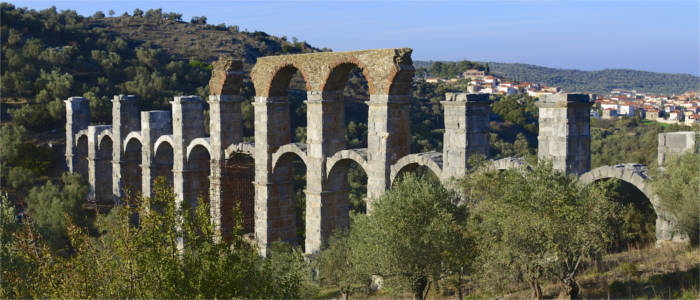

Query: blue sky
[8,1,700,75]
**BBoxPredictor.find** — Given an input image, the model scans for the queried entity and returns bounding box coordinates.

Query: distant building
[646,109,660,121]
[602,108,618,119]
[685,114,699,126]
[462,69,485,80]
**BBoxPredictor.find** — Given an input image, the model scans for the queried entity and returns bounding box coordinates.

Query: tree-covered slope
[485,62,699,94]
[415,60,700,94]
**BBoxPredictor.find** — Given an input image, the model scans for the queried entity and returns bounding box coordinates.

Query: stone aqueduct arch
[65,49,694,255]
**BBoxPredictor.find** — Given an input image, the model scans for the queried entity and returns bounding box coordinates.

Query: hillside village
[424,69,700,126]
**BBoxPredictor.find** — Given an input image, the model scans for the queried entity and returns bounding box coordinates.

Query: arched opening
[222,152,255,240]
[327,159,368,230]
[324,63,370,149]
[271,152,307,249]
[75,135,89,181]
[96,136,113,204]
[153,142,174,188]
[392,163,440,187]
[269,65,308,144]
[185,144,211,212]
[122,138,142,200]
[593,178,656,251]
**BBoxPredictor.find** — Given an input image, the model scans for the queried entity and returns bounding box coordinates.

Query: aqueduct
[65,48,696,254]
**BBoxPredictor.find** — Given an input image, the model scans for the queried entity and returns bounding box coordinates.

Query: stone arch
[153,135,174,188]
[96,128,113,152]
[96,133,113,203]
[578,163,674,244]
[327,156,369,223]
[259,63,311,98]
[122,137,142,198]
[489,157,530,171]
[387,68,414,96]
[390,152,443,185]
[321,60,375,95]
[579,163,658,211]
[74,133,89,181]
[221,150,256,239]
[326,149,368,178]
[123,131,143,153]
[271,143,308,173]
[270,150,308,246]
[251,48,414,97]
[185,143,211,210]
[186,137,211,162]
[154,134,174,157]
[224,142,254,159]
[75,129,89,144]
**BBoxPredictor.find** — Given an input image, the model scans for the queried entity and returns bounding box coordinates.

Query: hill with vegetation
[0,3,320,132]
[416,60,700,95]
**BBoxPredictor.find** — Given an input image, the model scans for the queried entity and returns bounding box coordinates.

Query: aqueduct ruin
[65,48,695,254]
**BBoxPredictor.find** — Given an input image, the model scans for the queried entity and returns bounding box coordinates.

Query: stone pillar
[304,91,346,254]
[171,96,206,210]
[209,94,244,237]
[441,93,491,179]
[86,125,111,203]
[65,97,90,173]
[655,131,696,245]
[253,96,294,254]
[140,111,172,198]
[536,93,592,175]
[657,131,697,166]
[111,95,141,203]
[208,57,245,240]
[366,94,411,208]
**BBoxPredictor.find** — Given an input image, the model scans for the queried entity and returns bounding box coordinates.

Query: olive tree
[651,152,700,245]
[461,163,621,299]
[349,174,472,300]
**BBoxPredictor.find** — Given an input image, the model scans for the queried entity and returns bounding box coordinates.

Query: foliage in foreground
[460,163,622,299]
[652,151,700,245]
[0,178,307,298]
[338,174,473,300]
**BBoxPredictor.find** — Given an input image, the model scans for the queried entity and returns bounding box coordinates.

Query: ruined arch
[579,163,660,245]
[96,134,113,203]
[221,151,255,239]
[153,135,174,188]
[97,128,113,151]
[122,137,142,198]
[271,143,308,172]
[185,144,211,211]
[327,156,369,220]
[186,138,211,162]
[489,157,530,171]
[579,163,657,211]
[322,60,374,95]
[154,135,174,156]
[267,64,310,98]
[271,151,307,246]
[123,131,143,152]
[224,142,254,159]
[390,152,443,185]
[326,149,368,177]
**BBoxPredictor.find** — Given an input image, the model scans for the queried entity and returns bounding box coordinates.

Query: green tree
[461,163,621,299]
[315,230,366,299]
[349,174,472,299]
[651,152,700,245]
[23,173,90,252]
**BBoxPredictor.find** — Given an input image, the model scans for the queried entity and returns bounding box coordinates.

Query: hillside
[92,13,321,65]
[416,60,700,95]
[0,4,322,132]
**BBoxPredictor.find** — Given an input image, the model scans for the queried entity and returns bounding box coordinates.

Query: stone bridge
[65,48,696,254]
